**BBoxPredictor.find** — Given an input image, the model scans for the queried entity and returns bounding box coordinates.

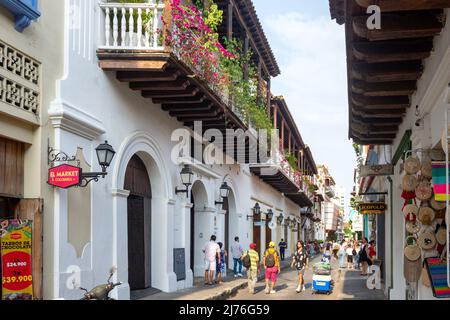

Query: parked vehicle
[79,267,122,300]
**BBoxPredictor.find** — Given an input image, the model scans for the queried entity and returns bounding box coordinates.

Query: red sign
[48,164,81,188]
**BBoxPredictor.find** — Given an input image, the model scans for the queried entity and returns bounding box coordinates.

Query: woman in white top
[346,244,354,269]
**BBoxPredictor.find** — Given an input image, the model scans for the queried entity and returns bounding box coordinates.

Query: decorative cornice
[49,99,106,141]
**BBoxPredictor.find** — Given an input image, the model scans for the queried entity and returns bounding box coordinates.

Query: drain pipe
[387,176,394,299]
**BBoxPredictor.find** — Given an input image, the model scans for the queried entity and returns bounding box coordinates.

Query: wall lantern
[247,202,260,220]
[47,141,116,188]
[266,209,274,221]
[175,165,194,197]
[277,213,284,225]
[215,182,231,205]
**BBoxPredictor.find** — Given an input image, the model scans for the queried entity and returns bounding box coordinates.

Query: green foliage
[220,38,273,132]
[203,3,223,32]
[284,151,299,171]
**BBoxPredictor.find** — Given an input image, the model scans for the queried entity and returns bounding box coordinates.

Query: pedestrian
[338,240,346,268]
[241,243,260,294]
[231,236,244,278]
[215,242,227,284]
[332,241,339,259]
[368,240,377,265]
[358,238,370,276]
[264,241,280,294]
[354,242,360,270]
[322,243,332,263]
[278,239,287,261]
[291,240,309,293]
[346,243,354,269]
[202,235,220,285]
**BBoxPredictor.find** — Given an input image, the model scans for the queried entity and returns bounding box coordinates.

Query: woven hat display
[404,156,421,175]
[418,207,435,225]
[402,175,418,192]
[430,198,446,211]
[436,225,447,245]
[418,231,437,250]
[403,204,418,223]
[406,220,421,234]
[404,236,422,261]
[421,160,433,178]
[415,181,432,201]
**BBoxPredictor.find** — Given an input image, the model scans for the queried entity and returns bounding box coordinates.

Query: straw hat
[436,226,447,245]
[406,220,421,234]
[403,204,418,216]
[402,175,418,191]
[404,156,421,175]
[404,236,421,261]
[421,160,433,178]
[430,198,446,211]
[415,181,432,201]
[418,231,437,250]
[418,207,435,225]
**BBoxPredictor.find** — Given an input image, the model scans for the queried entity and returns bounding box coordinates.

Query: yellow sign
[358,203,386,214]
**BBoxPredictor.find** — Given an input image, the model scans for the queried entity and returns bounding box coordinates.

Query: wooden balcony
[96,1,260,160]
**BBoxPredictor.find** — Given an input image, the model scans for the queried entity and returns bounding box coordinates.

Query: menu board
[0,219,33,300]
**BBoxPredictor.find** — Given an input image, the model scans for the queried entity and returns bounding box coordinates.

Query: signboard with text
[358,203,387,214]
[360,165,394,177]
[1,219,33,300]
[47,164,81,188]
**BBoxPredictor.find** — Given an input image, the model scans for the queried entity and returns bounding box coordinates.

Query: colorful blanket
[431,162,450,201]
[425,258,450,298]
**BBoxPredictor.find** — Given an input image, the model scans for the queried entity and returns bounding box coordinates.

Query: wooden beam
[355,0,450,12]
[351,80,417,96]
[352,94,410,109]
[170,110,220,118]
[130,79,190,91]
[352,108,406,117]
[228,1,233,41]
[352,61,423,82]
[352,39,433,63]
[352,12,443,41]
[117,69,181,82]
[152,94,207,104]
[162,103,213,111]
[99,59,168,71]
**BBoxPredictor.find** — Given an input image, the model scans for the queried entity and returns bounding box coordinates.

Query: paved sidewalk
[140,256,297,300]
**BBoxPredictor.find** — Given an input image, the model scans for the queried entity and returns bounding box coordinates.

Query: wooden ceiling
[329,0,450,145]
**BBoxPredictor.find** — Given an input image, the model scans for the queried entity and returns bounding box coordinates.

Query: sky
[253,0,356,215]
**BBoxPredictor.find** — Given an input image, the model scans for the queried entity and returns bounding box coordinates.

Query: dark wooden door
[125,155,151,290]
[253,213,261,256]
[265,221,272,246]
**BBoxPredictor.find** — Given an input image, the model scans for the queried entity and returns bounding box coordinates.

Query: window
[0,0,41,32]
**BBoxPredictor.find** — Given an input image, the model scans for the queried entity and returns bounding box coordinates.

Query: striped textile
[432,162,450,201]
[247,249,259,272]
[425,258,450,298]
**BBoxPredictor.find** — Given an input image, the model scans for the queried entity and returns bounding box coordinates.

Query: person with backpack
[241,243,260,294]
[358,238,370,276]
[264,241,280,294]
[291,240,309,293]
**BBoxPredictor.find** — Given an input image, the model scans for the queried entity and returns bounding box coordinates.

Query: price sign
[1,219,33,300]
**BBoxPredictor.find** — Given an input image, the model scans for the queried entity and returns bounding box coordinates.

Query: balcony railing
[99,2,164,50]
[276,149,302,189]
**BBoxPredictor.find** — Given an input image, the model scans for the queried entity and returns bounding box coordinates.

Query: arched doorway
[125,154,152,290]
[225,189,238,268]
[190,181,209,277]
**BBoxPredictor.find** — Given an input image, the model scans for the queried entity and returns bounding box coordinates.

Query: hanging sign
[360,165,394,177]
[358,203,387,214]
[1,219,33,300]
[254,221,265,227]
[47,164,81,188]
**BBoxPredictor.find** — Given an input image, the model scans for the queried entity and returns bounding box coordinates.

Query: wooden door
[14,199,43,299]
[253,213,261,256]
[0,137,24,198]
[125,155,151,290]
[265,221,272,246]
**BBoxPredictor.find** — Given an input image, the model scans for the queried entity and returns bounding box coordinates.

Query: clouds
[259,7,356,213]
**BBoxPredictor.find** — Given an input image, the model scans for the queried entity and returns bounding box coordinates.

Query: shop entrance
[125,155,152,291]
[253,212,261,256]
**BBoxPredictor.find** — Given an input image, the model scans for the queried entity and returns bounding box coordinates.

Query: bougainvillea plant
[161,0,234,88]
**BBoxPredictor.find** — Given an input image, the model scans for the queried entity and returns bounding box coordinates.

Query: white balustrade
[99,1,165,50]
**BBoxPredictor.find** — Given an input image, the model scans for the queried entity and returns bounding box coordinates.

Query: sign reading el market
[358,203,387,214]
[48,164,81,188]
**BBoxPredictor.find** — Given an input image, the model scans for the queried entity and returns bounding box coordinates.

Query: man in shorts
[202,235,220,285]
[263,241,280,294]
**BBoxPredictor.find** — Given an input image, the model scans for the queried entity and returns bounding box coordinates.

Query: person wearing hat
[263,241,281,294]
[242,243,260,294]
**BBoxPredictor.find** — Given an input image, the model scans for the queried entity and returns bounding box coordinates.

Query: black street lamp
[277,213,284,225]
[266,209,274,221]
[215,182,231,205]
[79,141,116,187]
[247,202,261,220]
[175,165,194,197]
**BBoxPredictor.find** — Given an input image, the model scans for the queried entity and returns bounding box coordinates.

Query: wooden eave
[285,192,314,208]
[329,0,450,145]
[250,166,300,195]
